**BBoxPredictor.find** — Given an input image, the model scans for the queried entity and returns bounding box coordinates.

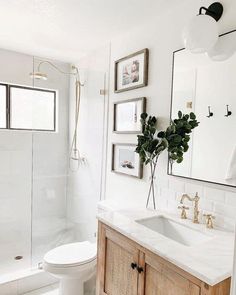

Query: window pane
[0,85,6,128]
[10,87,55,131]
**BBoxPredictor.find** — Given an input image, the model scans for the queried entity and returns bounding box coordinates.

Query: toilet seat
[43,241,97,268]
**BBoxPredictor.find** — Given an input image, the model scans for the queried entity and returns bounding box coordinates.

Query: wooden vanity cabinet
[97,222,139,295]
[97,222,231,295]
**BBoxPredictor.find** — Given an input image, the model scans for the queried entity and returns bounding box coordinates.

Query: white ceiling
[0,0,180,62]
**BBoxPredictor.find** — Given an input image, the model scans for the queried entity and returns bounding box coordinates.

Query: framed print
[114,48,149,93]
[113,97,146,133]
[112,143,143,178]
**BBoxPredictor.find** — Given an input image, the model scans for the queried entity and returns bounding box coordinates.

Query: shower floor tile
[23,284,59,295]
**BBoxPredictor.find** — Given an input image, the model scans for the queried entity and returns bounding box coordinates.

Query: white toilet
[43,241,97,295]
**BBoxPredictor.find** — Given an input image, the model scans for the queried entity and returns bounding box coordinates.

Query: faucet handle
[203,214,215,229]
[195,192,200,200]
[178,205,189,219]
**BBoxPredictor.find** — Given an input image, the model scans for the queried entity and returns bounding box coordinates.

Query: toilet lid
[44,241,97,267]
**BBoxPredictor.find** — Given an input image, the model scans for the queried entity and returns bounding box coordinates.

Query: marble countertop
[97,208,235,286]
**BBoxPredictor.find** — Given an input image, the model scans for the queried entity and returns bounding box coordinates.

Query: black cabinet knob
[137,266,144,273]
[131,262,137,270]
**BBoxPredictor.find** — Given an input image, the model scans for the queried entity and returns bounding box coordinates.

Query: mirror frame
[168,29,236,188]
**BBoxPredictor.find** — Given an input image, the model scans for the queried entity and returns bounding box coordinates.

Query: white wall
[104,0,236,231]
[0,48,70,274]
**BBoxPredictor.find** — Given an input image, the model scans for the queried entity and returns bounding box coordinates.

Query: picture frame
[113,97,146,134]
[114,48,149,93]
[111,143,143,179]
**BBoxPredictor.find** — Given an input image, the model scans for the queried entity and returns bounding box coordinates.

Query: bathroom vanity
[96,210,234,295]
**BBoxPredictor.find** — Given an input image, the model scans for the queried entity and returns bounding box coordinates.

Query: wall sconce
[207,31,236,61]
[183,2,223,54]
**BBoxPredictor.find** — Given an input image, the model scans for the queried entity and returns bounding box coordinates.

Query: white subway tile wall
[156,176,236,232]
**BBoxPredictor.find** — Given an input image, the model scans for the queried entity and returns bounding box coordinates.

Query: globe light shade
[207,33,236,61]
[183,14,219,54]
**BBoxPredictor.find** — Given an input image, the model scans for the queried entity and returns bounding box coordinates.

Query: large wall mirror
[169,30,236,187]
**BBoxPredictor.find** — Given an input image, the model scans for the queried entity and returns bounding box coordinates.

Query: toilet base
[59,278,84,295]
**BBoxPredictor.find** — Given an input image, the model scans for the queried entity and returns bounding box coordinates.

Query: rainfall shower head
[29,71,48,80]
[30,61,80,81]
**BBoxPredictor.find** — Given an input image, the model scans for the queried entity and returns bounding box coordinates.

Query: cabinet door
[140,252,200,295]
[97,222,139,295]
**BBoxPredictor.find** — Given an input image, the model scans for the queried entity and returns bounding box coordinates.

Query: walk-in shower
[0,52,72,283]
[0,48,107,292]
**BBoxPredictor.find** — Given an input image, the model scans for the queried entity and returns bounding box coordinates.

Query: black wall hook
[225,105,232,117]
[207,106,214,118]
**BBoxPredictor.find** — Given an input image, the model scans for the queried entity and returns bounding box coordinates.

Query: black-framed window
[0,84,7,128]
[0,83,56,132]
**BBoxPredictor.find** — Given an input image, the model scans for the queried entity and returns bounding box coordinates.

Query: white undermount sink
[136,215,211,247]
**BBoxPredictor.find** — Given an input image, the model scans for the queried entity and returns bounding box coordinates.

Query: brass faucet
[180,193,200,224]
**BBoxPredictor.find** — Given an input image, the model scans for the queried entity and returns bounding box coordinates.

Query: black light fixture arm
[198,2,223,22]
[199,6,213,15]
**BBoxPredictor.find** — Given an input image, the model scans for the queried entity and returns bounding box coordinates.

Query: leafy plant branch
[135,111,199,209]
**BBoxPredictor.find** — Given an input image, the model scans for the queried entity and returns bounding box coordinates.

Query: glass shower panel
[0,51,35,277]
[31,132,70,267]
[31,59,72,267]
[67,70,107,243]
[0,53,73,277]
[0,131,33,275]
[0,85,6,128]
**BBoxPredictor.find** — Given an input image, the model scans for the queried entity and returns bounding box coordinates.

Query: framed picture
[111,143,143,178]
[113,97,146,133]
[114,48,149,93]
